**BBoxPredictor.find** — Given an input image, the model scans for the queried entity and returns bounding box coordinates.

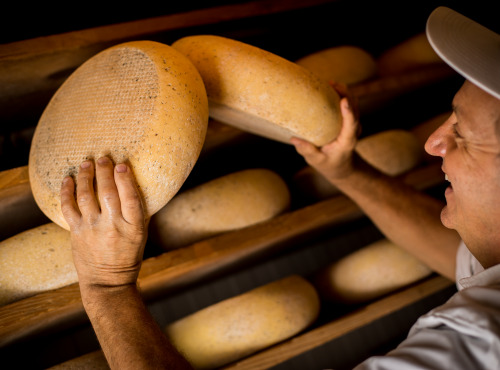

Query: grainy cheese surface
[0,223,75,306]
[29,41,208,229]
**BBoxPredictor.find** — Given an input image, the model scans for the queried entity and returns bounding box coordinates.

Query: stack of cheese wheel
[295,45,378,85]
[377,32,444,76]
[292,129,424,200]
[0,223,75,306]
[29,41,209,230]
[171,35,341,146]
[149,168,291,250]
[165,275,320,369]
[314,239,432,304]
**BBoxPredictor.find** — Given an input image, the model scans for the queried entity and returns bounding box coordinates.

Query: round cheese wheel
[314,239,432,304]
[171,35,341,146]
[355,129,424,176]
[292,129,423,200]
[295,45,377,85]
[0,222,76,306]
[149,168,291,250]
[165,275,320,369]
[29,41,209,230]
[377,32,444,76]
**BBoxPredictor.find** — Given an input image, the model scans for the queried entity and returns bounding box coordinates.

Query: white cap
[426,6,500,100]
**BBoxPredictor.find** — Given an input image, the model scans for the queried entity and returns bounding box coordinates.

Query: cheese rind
[172,35,341,146]
[149,168,291,249]
[296,45,377,85]
[315,239,432,304]
[0,222,76,306]
[165,275,320,369]
[29,41,209,229]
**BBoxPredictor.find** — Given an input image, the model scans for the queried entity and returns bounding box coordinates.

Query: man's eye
[452,123,462,138]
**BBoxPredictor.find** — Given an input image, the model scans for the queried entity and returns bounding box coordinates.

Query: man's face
[425,81,500,268]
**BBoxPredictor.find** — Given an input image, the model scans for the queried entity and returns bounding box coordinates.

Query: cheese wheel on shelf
[295,45,377,85]
[377,32,444,76]
[171,35,341,146]
[29,41,209,230]
[165,275,320,369]
[149,168,291,250]
[0,222,76,306]
[292,129,424,200]
[314,239,432,304]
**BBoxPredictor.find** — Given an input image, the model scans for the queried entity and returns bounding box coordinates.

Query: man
[61,6,500,369]
[293,6,500,368]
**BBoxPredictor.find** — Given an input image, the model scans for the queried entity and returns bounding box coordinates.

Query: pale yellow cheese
[149,168,291,250]
[377,32,444,76]
[172,35,341,146]
[29,41,209,230]
[165,275,320,369]
[296,45,377,85]
[314,239,432,304]
[0,222,76,306]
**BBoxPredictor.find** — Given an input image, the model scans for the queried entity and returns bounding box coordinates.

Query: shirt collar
[459,263,500,289]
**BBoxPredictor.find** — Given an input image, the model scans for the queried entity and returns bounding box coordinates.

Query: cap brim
[426,6,500,100]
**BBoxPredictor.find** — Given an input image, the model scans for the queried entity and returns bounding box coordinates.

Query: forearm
[80,284,192,370]
[332,162,460,280]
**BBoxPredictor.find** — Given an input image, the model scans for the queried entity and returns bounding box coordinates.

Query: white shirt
[353,241,500,369]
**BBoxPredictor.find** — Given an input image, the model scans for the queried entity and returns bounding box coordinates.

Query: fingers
[95,157,122,217]
[290,137,323,163]
[326,98,359,153]
[76,160,100,220]
[114,163,145,225]
[60,175,81,228]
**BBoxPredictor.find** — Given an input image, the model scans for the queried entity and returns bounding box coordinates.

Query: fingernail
[81,161,91,169]
[62,176,71,184]
[97,157,110,166]
[116,164,127,173]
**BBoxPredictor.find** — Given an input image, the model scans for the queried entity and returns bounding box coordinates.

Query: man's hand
[291,88,360,184]
[60,156,147,290]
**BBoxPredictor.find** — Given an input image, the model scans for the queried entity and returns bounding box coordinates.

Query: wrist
[79,282,139,304]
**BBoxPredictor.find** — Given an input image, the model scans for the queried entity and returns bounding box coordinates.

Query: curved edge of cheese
[29,40,209,230]
[165,275,320,369]
[354,129,424,176]
[292,129,424,201]
[377,32,444,76]
[0,222,76,306]
[314,239,432,304]
[295,45,378,85]
[171,35,341,146]
[149,168,291,250]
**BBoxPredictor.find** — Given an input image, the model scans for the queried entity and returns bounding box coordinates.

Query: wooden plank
[0,161,444,347]
[221,275,454,369]
[0,0,336,124]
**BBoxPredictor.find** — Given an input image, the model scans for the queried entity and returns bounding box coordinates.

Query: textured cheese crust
[149,168,291,250]
[29,41,209,230]
[315,239,432,304]
[0,223,76,306]
[165,275,320,369]
[172,35,341,146]
[296,45,377,85]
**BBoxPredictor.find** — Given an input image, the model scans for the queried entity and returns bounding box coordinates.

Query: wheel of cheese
[377,32,444,76]
[0,222,76,306]
[165,275,320,369]
[292,129,423,200]
[29,41,209,230]
[149,168,291,250]
[295,45,377,85]
[171,35,341,146]
[355,129,424,176]
[314,239,432,304]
